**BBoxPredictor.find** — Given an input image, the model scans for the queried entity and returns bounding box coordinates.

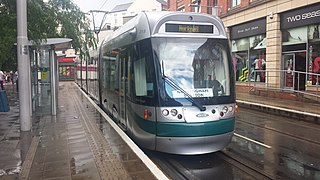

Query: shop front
[281,3,320,91]
[230,18,266,83]
[58,57,76,81]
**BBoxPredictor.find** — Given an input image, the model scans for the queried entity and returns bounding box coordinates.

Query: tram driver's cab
[192,40,226,97]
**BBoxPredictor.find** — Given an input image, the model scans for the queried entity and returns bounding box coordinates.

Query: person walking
[0,70,4,90]
[15,71,18,92]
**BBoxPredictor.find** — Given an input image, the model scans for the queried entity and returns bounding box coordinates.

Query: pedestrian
[0,70,4,90]
[12,71,17,85]
[10,71,14,84]
[15,71,18,92]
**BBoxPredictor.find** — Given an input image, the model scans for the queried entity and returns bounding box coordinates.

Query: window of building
[193,0,201,12]
[177,5,185,12]
[231,0,240,7]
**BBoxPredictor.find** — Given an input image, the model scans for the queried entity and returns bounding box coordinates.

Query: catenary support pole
[17,0,31,131]
[50,48,57,116]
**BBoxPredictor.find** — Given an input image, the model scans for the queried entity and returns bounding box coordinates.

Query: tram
[87,11,235,155]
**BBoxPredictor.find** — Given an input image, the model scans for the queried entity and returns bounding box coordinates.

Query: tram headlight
[228,106,233,112]
[170,109,178,116]
[222,106,228,113]
[162,109,169,116]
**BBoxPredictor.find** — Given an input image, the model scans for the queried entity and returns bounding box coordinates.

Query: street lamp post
[17,0,31,131]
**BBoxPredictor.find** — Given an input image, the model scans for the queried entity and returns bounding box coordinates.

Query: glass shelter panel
[30,48,52,115]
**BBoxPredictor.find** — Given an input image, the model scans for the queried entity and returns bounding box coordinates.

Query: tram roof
[102,11,227,48]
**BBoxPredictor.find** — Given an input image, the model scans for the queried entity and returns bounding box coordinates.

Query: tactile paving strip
[19,136,40,180]
[72,89,130,179]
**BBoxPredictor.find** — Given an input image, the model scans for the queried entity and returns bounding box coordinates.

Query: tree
[45,0,96,55]
[0,0,96,71]
[0,0,17,70]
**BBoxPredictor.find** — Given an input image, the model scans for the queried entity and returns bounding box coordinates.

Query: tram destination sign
[165,23,214,33]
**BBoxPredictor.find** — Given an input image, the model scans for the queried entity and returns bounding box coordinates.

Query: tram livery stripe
[157,118,235,137]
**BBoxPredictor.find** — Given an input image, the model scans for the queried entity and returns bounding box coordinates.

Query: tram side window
[134,58,147,96]
[132,39,155,100]
[104,51,117,92]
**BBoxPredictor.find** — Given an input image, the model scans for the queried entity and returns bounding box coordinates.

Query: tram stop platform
[236,85,320,122]
[0,82,319,179]
[0,82,167,180]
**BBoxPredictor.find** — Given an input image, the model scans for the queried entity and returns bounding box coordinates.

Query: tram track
[236,109,320,146]
[218,151,273,180]
[150,154,197,180]
[146,149,273,180]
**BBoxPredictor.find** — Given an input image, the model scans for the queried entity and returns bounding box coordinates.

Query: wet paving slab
[0,85,22,179]
[227,108,320,180]
[0,83,161,179]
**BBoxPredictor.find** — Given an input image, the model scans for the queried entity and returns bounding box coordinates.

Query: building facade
[168,0,320,92]
[106,0,168,28]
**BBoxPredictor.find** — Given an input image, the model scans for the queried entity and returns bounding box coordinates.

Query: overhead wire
[99,0,109,10]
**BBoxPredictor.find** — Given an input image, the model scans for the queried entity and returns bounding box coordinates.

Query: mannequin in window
[252,56,266,82]
[313,26,319,39]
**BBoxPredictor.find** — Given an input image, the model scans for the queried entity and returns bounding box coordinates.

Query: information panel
[165,23,214,33]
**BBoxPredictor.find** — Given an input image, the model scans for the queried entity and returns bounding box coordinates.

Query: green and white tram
[99,11,235,155]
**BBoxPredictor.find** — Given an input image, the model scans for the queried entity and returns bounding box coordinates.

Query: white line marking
[237,100,320,118]
[76,84,169,180]
[234,133,272,149]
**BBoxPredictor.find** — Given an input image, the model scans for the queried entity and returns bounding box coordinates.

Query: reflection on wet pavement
[1,83,158,179]
[0,85,22,178]
[27,82,157,179]
[225,108,320,180]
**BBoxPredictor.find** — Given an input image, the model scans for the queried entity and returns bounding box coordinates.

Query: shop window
[232,35,266,83]
[282,27,307,46]
[307,24,320,86]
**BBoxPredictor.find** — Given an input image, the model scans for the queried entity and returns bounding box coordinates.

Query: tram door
[118,52,127,130]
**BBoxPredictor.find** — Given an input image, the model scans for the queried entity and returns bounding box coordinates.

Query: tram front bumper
[155,131,234,155]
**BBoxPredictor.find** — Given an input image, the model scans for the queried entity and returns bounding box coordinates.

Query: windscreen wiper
[163,75,206,111]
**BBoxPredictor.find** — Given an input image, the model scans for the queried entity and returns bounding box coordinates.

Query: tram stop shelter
[28,38,72,116]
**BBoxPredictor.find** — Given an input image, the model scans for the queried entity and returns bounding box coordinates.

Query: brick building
[168,0,320,93]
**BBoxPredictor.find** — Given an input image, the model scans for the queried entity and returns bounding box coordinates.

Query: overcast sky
[72,0,134,13]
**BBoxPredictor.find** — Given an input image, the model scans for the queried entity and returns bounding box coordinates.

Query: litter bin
[0,90,10,112]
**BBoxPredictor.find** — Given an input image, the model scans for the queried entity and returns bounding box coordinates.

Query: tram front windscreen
[152,37,234,105]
